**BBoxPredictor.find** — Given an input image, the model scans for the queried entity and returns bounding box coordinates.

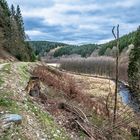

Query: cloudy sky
[7,0,140,44]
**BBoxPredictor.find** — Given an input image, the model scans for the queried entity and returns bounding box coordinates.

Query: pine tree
[15,5,25,41]
[10,4,21,56]
[0,0,10,16]
[0,27,5,48]
[11,4,16,17]
[128,26,140,96]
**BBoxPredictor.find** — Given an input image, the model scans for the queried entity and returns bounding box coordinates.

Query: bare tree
[112,25,120,126]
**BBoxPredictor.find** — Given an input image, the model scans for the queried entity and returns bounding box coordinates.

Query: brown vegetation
[32,65,139,139]
[33,65,108,116]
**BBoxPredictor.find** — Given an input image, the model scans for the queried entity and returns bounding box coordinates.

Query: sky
[7,0,140,44]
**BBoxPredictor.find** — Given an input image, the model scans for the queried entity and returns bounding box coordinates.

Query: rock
[1,114,22,124]
[0,114,22,131]
[29,89,40,97]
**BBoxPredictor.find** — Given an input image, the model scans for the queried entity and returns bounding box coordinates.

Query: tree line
[0,0,35,61]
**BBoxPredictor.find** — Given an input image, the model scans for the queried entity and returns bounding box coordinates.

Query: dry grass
[70,73,115,97]
[33,65,114,116]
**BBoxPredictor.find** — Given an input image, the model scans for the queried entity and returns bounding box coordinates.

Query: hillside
[0,62,137,139]
[98,31,136,56]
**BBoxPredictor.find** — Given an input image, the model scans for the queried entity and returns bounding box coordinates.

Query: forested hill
[49,30,136,58]
[0,0,35,61]
[98,30,136,55]
[53,44,98,57]
[29,41,67,56]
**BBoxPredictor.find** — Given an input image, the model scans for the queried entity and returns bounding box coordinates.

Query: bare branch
[112,26,116,39]
[117,24,119,39]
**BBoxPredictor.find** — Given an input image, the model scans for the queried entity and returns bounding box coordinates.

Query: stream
[119,83,140,112]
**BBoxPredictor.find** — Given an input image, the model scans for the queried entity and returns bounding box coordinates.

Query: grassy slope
[0,62,69,140]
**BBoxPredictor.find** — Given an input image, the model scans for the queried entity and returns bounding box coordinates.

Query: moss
[0,125,27,140]
[1,64,11,74]
[18,63,30,79]
[0,78,4,86]
[0,64,11,86]
[0,98,19,114]
[0,98,13,107]
[0,63,11,86]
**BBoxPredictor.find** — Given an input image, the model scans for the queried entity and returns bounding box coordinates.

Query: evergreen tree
[10,4,21,56]
[0,0,36,61]
[0,0,10,15]
[128,26,140,96]
[11,4,16,17]
[15,5,25,40]
[0,0,11,48]
[0,27,5,48]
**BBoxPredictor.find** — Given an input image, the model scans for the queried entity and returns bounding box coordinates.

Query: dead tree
[112,25,120,126]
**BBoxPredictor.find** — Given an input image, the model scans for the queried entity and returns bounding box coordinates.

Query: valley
[0,0,140,139]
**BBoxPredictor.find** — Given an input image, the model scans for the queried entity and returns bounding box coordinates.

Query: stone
[0,114,22,131]
[29,89,40,97]
[1,114,22,124]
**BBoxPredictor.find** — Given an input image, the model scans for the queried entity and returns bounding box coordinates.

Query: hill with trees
[36,30,136,58]
[98,31,136,56]
[0,0,35,61]
[29,41,67,57]
[53,44,98,57]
